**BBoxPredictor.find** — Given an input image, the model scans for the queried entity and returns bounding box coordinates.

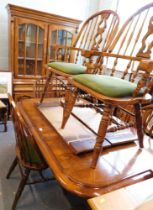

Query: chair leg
[6,157,18,179]
[91,105,113,169]
[61,88,78,129]
[134,103,144,148]
[40,72,53,104]
[3,112,7,132]
[12,168,30,210]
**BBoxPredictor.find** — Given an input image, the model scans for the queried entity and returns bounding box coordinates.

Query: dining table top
[17,98,153,198]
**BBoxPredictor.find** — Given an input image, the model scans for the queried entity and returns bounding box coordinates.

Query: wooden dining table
[18,98,153,198]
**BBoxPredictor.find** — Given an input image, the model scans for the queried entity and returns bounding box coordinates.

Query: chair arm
[81,50,142,61]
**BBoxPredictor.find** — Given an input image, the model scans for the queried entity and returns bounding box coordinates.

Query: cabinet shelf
[18,40,43,45]
[18,57,43,61]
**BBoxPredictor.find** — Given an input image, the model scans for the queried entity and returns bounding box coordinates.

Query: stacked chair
[60,3,153,168]
[40,10,120,103]
[7,94,53,210]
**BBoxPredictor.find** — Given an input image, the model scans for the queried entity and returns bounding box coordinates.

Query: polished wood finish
[40,10,120,103]
[7,95,52,210]
[13,79,35,100]
[88,178,153,210]
[7,4,81,100]
[17,98,153,198]
[62,58,152,168]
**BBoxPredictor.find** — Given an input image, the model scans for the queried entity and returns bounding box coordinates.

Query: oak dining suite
[2,2,153,210]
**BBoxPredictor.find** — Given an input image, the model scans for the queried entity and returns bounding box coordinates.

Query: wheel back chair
[61,3,153,168]
[40,10,120,103]
[6,94,53,210]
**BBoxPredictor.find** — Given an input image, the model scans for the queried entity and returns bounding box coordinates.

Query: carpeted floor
[0,121,90,210]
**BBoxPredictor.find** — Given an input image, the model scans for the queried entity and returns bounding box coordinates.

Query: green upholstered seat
[72,74,142,97]
[48,62,87,75]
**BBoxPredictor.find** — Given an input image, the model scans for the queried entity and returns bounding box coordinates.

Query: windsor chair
[61,3,153,168]
[40,10,119,103]
[6,94,53,210]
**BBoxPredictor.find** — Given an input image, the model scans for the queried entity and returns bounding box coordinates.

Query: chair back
[96,3,153,96]
[8,94,47,169]
[74,10,119,51]
[56,10,119,65]
[110,3,153,59]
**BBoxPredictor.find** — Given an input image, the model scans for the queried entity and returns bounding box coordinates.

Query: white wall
[99,0,153,24]
[0,0,100,71]
[98,0,115,10]
[117,0,153,24]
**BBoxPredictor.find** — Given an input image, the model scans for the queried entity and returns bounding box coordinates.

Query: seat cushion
[48,62,86,75]
[72,74,141,97]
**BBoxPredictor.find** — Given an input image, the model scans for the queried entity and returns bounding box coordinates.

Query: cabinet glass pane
[18,42,24,57]
[26,24,37,43]
[38,28,44,45]
[37,61,43,75]
[49,29,73,61]
[17,23,44,76]
[50,30,73,45]
[38,45,43,59]
[67,32,73,46]
[26,43,36,58]
[58,30,66,45]
[18,59,24,75]
[26,60,35,75]
[51,31,57,45]
[19,25,26,41]
[26,25,36,58]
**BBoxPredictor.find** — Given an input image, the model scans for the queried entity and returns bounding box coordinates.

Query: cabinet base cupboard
[7,4,81,100]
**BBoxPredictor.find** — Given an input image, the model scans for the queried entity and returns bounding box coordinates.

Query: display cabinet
[15,18,48,78]
[7,4,81,100]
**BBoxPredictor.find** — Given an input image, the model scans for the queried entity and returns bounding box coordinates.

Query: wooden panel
[7,4,81,28]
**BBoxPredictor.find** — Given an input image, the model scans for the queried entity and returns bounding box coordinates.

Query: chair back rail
[92,3,153,78]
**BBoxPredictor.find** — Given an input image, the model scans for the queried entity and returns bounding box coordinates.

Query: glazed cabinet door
[47,25,76,63]
[14,18,48,78]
